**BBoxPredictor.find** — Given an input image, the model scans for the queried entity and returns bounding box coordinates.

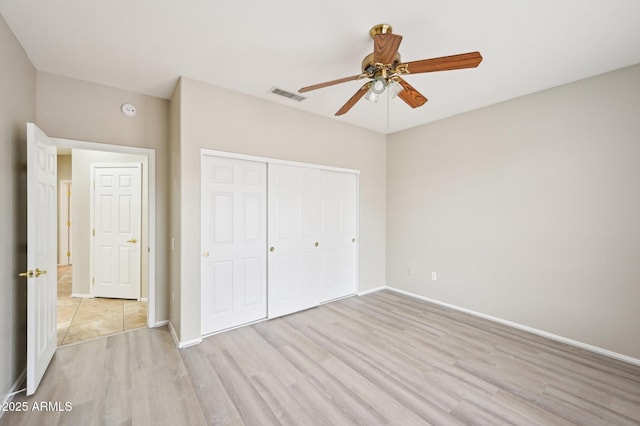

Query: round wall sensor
[121,103,137,117]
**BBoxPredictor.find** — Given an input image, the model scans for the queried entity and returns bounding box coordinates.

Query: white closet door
[201,156,267,334]
[318,170,358,303]
[268,164,321,318]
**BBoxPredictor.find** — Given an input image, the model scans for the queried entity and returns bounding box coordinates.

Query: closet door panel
[201,156,267,334]
[268,164,320,318]
[318,170,357,303]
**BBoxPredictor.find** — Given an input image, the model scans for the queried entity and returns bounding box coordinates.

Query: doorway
[51,142,156,346]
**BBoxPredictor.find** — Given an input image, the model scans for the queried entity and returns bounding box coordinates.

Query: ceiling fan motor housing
[361,52,402,74]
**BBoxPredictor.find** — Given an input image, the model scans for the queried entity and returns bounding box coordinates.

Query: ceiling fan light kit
[364,85,379,103]
[388,80,404,98]
[370,78,386,95]
[299,24,483,116]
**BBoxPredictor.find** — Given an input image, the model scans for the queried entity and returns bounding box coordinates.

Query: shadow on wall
[12,121,28,379]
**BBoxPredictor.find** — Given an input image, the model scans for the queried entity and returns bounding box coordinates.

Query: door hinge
[92,277,95,285]
[67,191,71,196]
[67,251,71,257]
[66,221,71,227]
[92,229,95,236]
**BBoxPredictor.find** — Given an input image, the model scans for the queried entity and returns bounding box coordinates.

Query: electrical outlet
[431,272,437,281]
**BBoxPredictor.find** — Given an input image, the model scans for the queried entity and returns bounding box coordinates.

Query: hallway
[56,265,147,345]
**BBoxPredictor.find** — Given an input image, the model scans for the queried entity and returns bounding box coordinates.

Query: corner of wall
[168,78,182,340]
[0,13,36,409]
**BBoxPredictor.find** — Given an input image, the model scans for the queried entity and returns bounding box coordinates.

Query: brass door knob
[126,238,138,244]
[202,251,210,258]
[270,247,275,252]
[18,270,34,278]
[35,268,48,277]
[352,238,356,243]
[314,242,319,247]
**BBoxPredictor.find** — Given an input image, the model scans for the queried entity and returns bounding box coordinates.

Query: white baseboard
[386,286,640,367]
[1,368,26,419]
[358,286,386,296]
[178,337,202,349]
[153,320,169,328]
[70,293,91,299]
[139,297,148,302]
[168,321,202,349]
[168,321,179,347]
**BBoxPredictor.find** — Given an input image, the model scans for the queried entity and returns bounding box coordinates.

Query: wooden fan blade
[401,51,483,74]
[335,83,370,116]
[374,33,403,64]
[396,78,428,108]
[299,74,364,93]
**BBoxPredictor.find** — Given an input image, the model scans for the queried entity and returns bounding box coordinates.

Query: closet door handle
[270,247,275,252]
[314,242,319,247]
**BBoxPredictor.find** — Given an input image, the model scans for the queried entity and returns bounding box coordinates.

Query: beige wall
[387,64,640,359]
[173,77,387,343]
[70,149,149,299]
[0,14,36,403]
[36,72,170,321]
[57,154,72,180]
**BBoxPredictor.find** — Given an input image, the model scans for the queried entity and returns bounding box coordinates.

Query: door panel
[93,165,142,299]
[201,156,267,334]
[268,164,321,318]
[26,123,57,396]
[318,170,358,303]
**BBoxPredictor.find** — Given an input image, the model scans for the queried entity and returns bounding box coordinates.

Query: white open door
[24,123,58,395]
[92,164,142,300]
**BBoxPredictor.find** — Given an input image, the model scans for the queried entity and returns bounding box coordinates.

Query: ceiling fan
[299,24,483,116]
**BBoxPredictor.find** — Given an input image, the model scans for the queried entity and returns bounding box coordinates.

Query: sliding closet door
[318,170,358,303]
[268,164,321,318]
[201,155,267,334]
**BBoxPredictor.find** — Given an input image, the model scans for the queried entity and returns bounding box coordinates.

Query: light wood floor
[57,265,147,345]
[3,290,639,425]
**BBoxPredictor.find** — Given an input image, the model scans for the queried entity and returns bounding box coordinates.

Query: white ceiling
[2,0,640,134]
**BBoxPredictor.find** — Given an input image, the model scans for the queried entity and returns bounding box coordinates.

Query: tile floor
[57,265,147,345]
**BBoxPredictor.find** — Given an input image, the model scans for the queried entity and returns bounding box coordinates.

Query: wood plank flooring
[2,290,639,425]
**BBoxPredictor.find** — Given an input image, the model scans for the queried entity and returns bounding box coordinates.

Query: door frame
[90,162,143,300]
[51,137,157,327]
[58,180,72,265]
